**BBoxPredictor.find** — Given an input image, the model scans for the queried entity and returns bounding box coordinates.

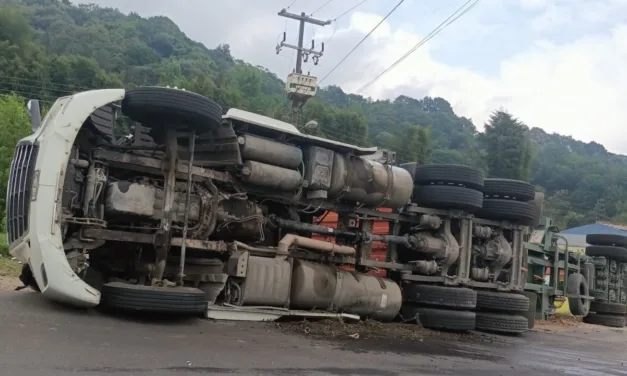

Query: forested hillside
[0,0,626,230]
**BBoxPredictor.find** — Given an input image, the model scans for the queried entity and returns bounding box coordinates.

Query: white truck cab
[8,89,125,307]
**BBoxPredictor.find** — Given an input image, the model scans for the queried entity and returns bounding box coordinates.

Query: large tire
[586,234,627,247]
[399,162,417,180]
[413,164,485,190]
[477,199,536,225]
[18,264,40,292]
[402,306,476,331]
[529,192,545,228]
[475,312,528,334]
[100,282,206,315]
[403,284,477,309]
[518,291,537,329]
[121,87,223,136]
[583,263,595,291]
[583,312,626,328]
[476,290,529,312]
[88,105,115,140]
[590,301,627,315]
[566,273,590,316]
[586,245,627,262]
[481,179,535,202]
[413,185,483,212]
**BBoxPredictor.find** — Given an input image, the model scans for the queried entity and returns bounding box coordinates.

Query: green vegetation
[0,232,8,258]
[0,256,21,277]
[0,232,19,276]
[0,0,625,231]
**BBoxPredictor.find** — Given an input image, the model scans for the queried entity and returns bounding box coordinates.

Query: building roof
[559,223,627,236]
[556,234,588,248]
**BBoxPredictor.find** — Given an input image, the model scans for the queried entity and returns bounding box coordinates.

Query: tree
[482,110,531,180]
[0,95,31,231]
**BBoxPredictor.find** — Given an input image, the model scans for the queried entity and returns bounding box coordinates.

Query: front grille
[6,142,39,244]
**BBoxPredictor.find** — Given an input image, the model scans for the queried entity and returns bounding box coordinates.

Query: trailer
[523,217,595,327]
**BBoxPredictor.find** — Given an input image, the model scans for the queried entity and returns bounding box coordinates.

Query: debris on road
[0,276,21,291]
[0,258,22,292]
[275,317,497,343]
[534,314,603,333]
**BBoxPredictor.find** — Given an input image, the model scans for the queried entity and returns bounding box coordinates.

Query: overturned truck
[8,87,541,333]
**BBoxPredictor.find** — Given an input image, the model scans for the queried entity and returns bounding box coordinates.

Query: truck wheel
[476,290,530,312]
[475,312,528,334]
[586,234,627,247]
[477,199,536,225]
[590,301,627,315]
[481,179,535,202]
[517,291,537,329]
[121,86,223,137]
[413,185,483,212]
[529,192,544,228]
[18,264,40,292]
[413,164,485,190]
[100,282,206,315]
[403,284,477,309]
[399,162,417,180]
[566,273,590,316]
[585,245,627,263]
[402,306,476,331]
[583,312,626,328]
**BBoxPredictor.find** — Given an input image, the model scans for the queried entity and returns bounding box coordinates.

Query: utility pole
[277,9,331,127]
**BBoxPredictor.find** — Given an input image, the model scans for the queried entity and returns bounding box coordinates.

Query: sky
[73,0,627,154]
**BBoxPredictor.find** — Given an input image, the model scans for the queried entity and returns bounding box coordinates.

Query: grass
[0,232,20,277]
[0,257,20,277]
[0,232,7,258]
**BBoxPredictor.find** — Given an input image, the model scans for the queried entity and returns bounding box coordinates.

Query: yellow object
[555,297,573,315]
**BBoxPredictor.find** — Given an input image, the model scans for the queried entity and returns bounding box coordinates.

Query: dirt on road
[0,258,21,291]
[276,317,499,344]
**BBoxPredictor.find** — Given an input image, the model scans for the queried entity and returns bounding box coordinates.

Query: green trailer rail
[524,217,595,320]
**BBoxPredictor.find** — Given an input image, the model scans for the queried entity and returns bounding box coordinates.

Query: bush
[0,233,8,257]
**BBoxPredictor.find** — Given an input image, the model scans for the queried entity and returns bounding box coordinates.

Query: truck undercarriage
[8,86,562,333]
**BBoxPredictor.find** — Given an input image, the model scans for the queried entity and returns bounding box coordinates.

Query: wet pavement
[1,290,626,376]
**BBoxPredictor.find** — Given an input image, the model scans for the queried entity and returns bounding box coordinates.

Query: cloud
[73,0,627,154]
[354,14,627,154]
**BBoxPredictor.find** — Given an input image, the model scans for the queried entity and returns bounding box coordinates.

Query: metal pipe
[234,241,277,256]
[272,216,358,238]
[370,234,410,246]
[177,132,196,285]
[554,234,569,293]
[277,233,356,256]
[153,130,178,282]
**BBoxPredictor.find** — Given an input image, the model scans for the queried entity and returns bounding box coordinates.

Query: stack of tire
[583,233,627,328]
[399,163,484,331]
[472,178,538,334]
[401,284,478,332]
[476,178,538,226]
[474,290,530,334]
[409,164,485,213]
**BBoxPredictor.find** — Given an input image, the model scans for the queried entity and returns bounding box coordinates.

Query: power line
[356,0,479,94]
[311,0,334,16]
[286,0,299,10]
[320,0,369,46]
[319,0,405,84]
[333,0,369,21]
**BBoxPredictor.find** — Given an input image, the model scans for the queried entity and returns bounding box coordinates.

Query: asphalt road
[1,291,626,376]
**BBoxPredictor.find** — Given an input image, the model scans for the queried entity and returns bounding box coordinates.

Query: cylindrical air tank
[290,259,402,321]
[328,154,413,209]
[238,134,303,169]
[240,160,302,191]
